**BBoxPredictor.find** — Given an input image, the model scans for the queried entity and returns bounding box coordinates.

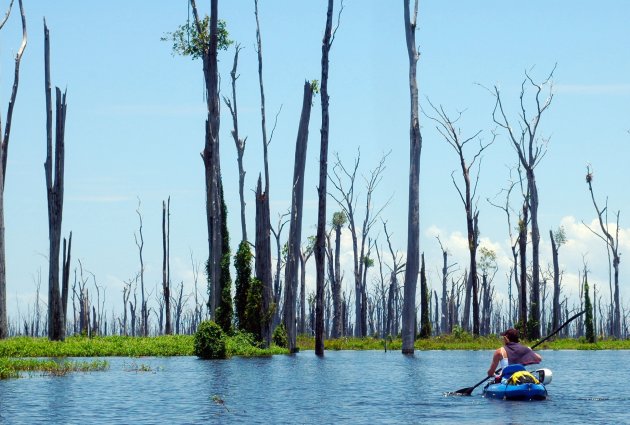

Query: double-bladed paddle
[452,310,586,396]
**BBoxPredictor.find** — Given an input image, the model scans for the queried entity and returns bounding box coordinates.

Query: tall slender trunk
[529,172,541,338]
[0,0,26,339]
[315,0,335,356]
[402,0,422,354]
[283,82,314,352]
[45,21,68,341]
[162,198,172,335]
[518,200,528,333]
[191,0,222,318]
[253,0,274,344]
[550,229,561,331]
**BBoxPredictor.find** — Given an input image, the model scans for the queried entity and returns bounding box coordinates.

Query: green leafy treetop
[162,17,232,59]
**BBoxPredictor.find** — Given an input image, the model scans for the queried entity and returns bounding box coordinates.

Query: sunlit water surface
[0,350,627,424]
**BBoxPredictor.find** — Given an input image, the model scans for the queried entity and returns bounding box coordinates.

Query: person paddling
[487,328,542,378]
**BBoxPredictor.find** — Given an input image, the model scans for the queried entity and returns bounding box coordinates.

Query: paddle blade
[452,387,474,396]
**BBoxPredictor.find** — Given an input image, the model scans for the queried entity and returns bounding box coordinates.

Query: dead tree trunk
[0,0,26,339]
[424,103,493,335]
[329,212,345,338]
[330,151,388,338]
[283,82,314,352]
[162,197,172,334]
[585,166,622,338]
[549,228,565,332]
[419,253,431,338]
[45,21,69,341]
[518,198,528,332]
[61,233,72,334]
[270,212,288,329]
[493,68,555,339]
[255,176,273,346]
[299,237,315,335]
[314,0,338,356]
[223,44,248,243]
[402,0,422,355]
[253,0,274,346]
[134,199,148,336]
[190,0,222,319]
[436,236,455,334]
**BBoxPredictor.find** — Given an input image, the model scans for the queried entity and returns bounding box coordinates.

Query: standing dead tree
[162,197,172,334]
[283,82,314,352]
[134,198,149,336]
[253,0,278,348]
[75,260,90,336]
[329,151,389,337]
[44,20,71,341]
[0,0,26,339]
[488,180,520,325]
[270,211,289,329]
[478,246,498,335]
[492,67,555,339]
[327,212,346,338]
[314,0,343,356]
[299,236,315,335]
[223,43,248,243]
[383,221,405,338]
[190,0,223,318]
[549,227,566,332]
[402,0,422,355]
[172,282,189,334]
[436,236,456,334]
[584,165,622,338]
[424,102,493,335]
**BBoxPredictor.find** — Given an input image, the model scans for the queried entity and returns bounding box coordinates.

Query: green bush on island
[194,320,227,359]
[273,323,288,348]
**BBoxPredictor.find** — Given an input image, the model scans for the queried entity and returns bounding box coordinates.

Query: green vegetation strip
[297,335,630,351]
[0,334,287,358]
[0,358,108,379]
[1,334,627,362]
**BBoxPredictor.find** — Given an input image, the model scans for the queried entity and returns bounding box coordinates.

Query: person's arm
[487,349,502,377]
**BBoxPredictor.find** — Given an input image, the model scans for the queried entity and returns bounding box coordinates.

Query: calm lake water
[0,350,628,424]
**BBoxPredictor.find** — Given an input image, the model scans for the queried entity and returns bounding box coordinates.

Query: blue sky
[1,1,629,323]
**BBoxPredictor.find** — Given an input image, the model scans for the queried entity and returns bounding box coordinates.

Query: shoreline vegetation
[1,333,629,359]
[0,333,628,379]
[0,333,630,379]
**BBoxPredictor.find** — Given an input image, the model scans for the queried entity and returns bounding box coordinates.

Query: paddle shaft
[454,309,586,395]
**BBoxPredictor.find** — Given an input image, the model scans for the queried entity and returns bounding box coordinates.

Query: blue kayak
[483,364,551,401]
[483,381,547,400]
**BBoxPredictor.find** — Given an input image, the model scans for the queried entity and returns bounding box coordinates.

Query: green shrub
[272,323,288,348]
[194,320,227,359]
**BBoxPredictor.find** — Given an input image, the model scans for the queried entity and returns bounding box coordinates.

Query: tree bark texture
[0,0,26,339]
[518,200,528,332]
[190,0,222,318]
[224,44,248,243]
[283,81,313,352]
[45,21,68,341]
[586,168,622,338]
[162,198,172,335]
[315,0,335,356]
[255,176,273,346]
[402,0,422,354]
[253,0,275,344]
[550,229,561,331]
